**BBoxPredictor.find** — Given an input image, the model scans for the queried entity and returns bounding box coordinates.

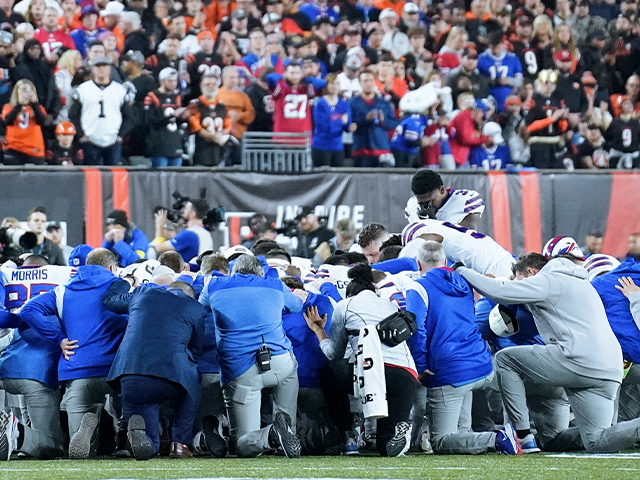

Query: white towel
[353,326,388,419]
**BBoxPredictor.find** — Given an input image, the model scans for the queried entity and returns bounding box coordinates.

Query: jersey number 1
[98,99,105,118]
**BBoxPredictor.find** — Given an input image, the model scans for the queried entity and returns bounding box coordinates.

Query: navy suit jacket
[102,280,206,400]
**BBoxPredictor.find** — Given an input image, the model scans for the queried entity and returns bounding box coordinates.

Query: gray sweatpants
[0,379,64,459]
[63,377,115,441]
[496,345,640,453]
[428,373,497,454]
[223,351,298,458]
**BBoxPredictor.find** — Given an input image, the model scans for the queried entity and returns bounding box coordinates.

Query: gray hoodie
[458,258,623,383]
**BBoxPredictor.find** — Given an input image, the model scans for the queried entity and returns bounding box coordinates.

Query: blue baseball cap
[474,99,488,119]
[68,244,93,267]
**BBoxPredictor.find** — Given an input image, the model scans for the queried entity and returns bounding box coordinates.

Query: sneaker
[386,421,412,458]
[520,434,541,454]
[268,412,301,458]
[201,416,227,458]
[344,437,359,456]
[128,415,154,461]
[0,409,18,461]
[69,412,99,459]
[495,424,523,455]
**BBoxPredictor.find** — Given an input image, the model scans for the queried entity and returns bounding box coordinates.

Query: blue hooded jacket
[20,265,128,381]
[282,292,333,388]
[407,267,492,388]
[591,258,640,363]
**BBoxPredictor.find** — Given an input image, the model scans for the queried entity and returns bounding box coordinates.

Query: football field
[3,453,640,480]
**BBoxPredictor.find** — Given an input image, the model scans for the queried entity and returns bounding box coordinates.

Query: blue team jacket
[20,265,128,382]
[200,274,303,385]
[390,114,428,154]
[406,267,493,388]
[592,258,640,363]
[349,94,397,156]
[312,96,352,151]
[101,227,149,267]
[282,292,333,388]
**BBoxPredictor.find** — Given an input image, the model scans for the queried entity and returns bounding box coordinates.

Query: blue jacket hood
[427,267,471,298]
[611,258,640,275]
[66,265,116,291]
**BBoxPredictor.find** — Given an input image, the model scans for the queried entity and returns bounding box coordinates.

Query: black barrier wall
[0,168,638,258]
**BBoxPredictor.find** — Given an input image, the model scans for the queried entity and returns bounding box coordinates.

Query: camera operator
[294,206,334,268]
[154,198,214,263]
[26,207,66,266]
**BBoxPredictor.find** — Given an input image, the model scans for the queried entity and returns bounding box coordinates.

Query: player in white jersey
[1,263,76,312]
[376,270,422,310]
[405,170,485,230]
[400,220,515,278]
[304,263,351,298]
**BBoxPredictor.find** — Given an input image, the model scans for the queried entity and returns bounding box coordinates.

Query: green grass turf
[2,454,640,480]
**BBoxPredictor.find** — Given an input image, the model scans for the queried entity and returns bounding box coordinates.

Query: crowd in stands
[3,171,640,461]
[0,0,640,168]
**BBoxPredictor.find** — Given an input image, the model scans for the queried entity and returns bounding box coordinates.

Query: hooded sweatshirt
[458,258,623,383]
[406,267,493,388]
[591,258,640,363]
[20,265,128,381]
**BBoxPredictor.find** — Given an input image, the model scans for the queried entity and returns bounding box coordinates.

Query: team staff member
[101,210,149,267]
[69,56,135,166]
[154,199,214,263]
[1,80,48,165]
[20,249,129,459]
[102,278,206,460]
[199,255,304,458]
[406,242,520,455]
[455,253,640,453]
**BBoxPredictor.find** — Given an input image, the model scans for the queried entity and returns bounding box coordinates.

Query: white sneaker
[0,409,18,461]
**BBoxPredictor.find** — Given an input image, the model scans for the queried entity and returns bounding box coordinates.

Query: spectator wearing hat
[477,31,523,113]
[573,123,607,169]
[120,11,151,59]
[34,7,75,62]
[469,121,512,170]
[365,22,385,57]
[299,0,340,24]
[70,5,107,57]
[188,72,233,166]
[99,1,125,50]
[337,53,363,98]
[69,55,134,165]
[295,206,334,264]
[264,0,308,34]
[1,79,49,166]
[312,73,353,167]
[508,16,541,81]
[330,25,377,72]
[331,219,357,252]
[579,30,608,86]
[46,222,74,262]
[567,0,608,45]
[85,40,123,84]
[379,8,410,60]
[225,9,251,55]
[185,30,223,101]
[46,121,83,165]
[101,210,149,267]
[144,67,189,168]
[398,2,425,33]
[447,48,490,104]
[542,23,579,71]
[216,0,262,34]
[553,49,588,122]
[10,38,61,121]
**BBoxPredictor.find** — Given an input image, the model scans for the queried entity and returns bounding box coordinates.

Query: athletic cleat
[495,424,523,455]
[201,415,227,458]
[269,412,301,458]
[0,409,18,461]
[386,421,412,457]
[520,434,541,454]
[69,412,99,459]
[344,437,359,456]
[128,415,154,461]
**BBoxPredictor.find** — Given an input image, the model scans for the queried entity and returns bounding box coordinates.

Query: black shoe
[201,416,227,458]
[386,421,412,458]
[69,413,99,459]
[268,412,300,459]
[128,415,154,461]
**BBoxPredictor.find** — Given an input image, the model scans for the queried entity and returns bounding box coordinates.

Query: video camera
[0,227,37,264]
[164,190,226,230]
